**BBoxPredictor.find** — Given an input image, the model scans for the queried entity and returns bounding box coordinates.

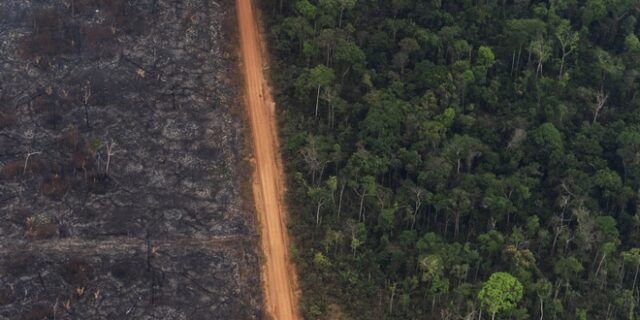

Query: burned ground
[0,0,263,319]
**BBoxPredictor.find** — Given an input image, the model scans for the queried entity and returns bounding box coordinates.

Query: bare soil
[236,0,300,319]
[0,0,263,318]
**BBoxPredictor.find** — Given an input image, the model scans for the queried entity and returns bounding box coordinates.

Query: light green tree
[555,20,579,79]
[622,248,640,293]
[298,64,335,118]
[336,0,356,27]
[477,45,495,66]
[529,37,551,78]
[478,272,524,320]
[295,0,317,20]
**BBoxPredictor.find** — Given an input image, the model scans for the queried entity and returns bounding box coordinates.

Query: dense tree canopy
[261,0,640,318]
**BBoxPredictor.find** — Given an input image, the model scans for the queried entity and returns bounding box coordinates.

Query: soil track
[236,0,300,319]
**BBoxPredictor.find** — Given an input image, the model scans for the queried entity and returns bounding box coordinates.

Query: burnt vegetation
[1,0,263,318]
[19,0,142,66]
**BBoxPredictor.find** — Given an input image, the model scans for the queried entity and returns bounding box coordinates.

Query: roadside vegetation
[261,0,640,319]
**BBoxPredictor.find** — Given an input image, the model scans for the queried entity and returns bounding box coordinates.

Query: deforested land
[0,0,264,319]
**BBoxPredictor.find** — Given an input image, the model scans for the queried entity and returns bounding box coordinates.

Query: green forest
[260,0,640,319]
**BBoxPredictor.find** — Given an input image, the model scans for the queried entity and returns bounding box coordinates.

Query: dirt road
[236,0,300,319]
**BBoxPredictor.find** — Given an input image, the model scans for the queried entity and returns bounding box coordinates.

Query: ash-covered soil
[0,0,263,319]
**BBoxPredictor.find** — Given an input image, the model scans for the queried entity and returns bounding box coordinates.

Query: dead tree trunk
[105,140,118,174]
[592,90,608,124]
[23,151,42,174]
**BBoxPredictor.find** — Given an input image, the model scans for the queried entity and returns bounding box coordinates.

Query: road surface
[236,0,301,319]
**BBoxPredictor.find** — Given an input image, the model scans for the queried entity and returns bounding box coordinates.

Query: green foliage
[477,46,495,66]
[582,0,606,26]
[307,64,335,88]
[622,248,640,266]
[531,122,563,159]
[625,34,640,52]
[478,272,524,317]
[554,256,583,278]
[295,0,317,20]
[314,251,331,268]
[89,137,102,150]
[262,0,640,318]
[335,38,365,71]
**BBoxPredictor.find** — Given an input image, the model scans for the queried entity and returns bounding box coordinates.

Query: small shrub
[21,305,62,320]
[2,155,49,179]
[19,18,55,58]
[19,9,76,62]
[25,219,59,240]
[41,175,70,200]
[87,172,111,194]
[0,160,24,179]
[59,126,81,149]
[0,112,17,129]
[0,285,15,306]
[81,24,116,58]
[43,110,64,130]
[33,95,51,113]
[61,259,94,285]
[25,156,48,175]
[72,149,95,170]
[102,0,128,23]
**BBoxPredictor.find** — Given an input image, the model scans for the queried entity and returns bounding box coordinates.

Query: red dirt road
[236,0,301,319]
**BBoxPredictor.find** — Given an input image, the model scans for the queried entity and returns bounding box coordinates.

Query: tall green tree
[478,272,524,320]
